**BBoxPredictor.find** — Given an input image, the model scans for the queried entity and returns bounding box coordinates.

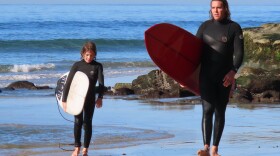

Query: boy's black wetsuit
[196,19,244,146]
[62,59,104,148]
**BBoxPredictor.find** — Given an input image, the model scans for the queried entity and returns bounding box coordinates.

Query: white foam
[0,67,157,88]
[104,68,154,78]
[0,73,61,81]
[10,63,55,73]
[0,73,63,88]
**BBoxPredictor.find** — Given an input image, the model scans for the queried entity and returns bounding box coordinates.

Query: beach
[1,95,280,156]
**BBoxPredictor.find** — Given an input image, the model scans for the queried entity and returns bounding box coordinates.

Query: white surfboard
[55,71,89,115]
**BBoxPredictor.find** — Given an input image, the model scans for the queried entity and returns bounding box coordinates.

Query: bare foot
[71,147,80,156]
[197,145,210,156]
[82,148,88,156]
[211,152,221,156]
[211,146,221,156]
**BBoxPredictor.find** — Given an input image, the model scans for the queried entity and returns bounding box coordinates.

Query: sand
[0,96,280,156]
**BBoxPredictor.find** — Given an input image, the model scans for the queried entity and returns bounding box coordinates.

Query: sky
[0,0,280,5]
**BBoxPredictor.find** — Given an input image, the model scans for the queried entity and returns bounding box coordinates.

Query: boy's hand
[96,98,103,108]
[62,102,67,112]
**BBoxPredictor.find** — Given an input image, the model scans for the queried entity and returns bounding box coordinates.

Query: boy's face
[83,50,95,63]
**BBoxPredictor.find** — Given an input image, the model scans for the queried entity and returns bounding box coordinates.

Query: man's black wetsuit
[62,59,104,148]
[196,19,244,146]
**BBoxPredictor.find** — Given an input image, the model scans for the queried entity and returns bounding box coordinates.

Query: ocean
[0,4,279,92]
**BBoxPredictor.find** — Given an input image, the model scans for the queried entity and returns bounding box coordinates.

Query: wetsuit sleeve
[232,23,244,72]
[62,62,78,102]
[97,64,105,99]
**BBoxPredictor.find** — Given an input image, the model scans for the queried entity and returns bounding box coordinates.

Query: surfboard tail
[145,23,202,95]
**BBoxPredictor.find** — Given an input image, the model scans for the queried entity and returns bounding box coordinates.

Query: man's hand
[223,70,236,87]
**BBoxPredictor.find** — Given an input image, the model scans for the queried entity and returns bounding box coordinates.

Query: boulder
[6,81,51,90]
[111,83,134,95]
[231,23,280,103]
[232,88,253,103]
[132,70,178,98]
[237,67,280,92]
[131,69,193,98]
[114,88,134,96]
[114,83,132,90]
[234,67,280,103]
[243,23,280,70]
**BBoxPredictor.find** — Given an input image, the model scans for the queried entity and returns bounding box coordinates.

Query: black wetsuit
[196,19,244,146]
[62,59,104,148]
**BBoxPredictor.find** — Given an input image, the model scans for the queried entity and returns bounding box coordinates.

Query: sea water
[0,4,279,92]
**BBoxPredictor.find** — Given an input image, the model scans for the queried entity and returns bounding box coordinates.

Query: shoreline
[1,96,280,156]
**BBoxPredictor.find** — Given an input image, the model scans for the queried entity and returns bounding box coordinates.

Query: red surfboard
[145,23,203,95]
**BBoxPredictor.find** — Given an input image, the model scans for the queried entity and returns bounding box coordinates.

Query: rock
[131,69,181,98]
[243,23,280,70]
[109,83,134,95]
[6,81,51,90]
[7,81,37,90]
[235,67,280,103]
[36,86,52,89]
[228,23,280,103]
[131,69,195,98]
[114,83,132,90]
[232,88,253,103]
[114,88,134,95]
[257,90,280,103]
[237,67,280,93]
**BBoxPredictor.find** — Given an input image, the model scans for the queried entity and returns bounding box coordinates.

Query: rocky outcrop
[6,81,51,90]
[131,70,193,98]
[243,23,280,70]
[112,83,134,95]
[237,67,280,93]
[233,23,280,103]
[104,73,193,98]
[131,70,179,98]
[233,67,280,103]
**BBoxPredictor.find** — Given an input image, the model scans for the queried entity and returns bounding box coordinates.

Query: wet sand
[1,96,280,156]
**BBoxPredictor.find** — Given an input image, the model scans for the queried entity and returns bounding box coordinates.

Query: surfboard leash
[55,77,76,152]
[55,98,76,152]
[55,73,74,123]
[55,99,74,123]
